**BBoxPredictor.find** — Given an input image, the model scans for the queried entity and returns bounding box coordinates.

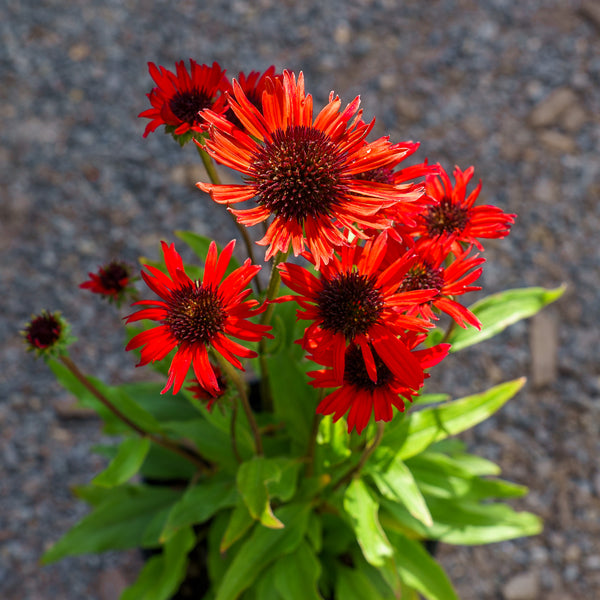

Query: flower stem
[305,410,323,478]
[196,144,260,288]
[59,355,211,473]
[440,318,457,345]
[332,421,385,491]
[229,398,243,463]
[257,249,289,411]
[215,353,263,456]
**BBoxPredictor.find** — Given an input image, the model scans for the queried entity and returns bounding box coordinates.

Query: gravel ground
[2,0,600,598]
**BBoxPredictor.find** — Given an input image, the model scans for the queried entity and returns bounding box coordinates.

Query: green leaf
[120,526,196,600]
[343,479,393,567]
[306,511,323,553]
[272,540,323,600]
[334,565,393,600]
[138,442,197,482]
[266,351,317,452]
[237,457,284,529]
[382,378,526,460]
[92,437,151,487]
[215,503,311,600]
[160,475,238,542]
[426,496,543,544]
[120,382,200,422]
[265,458,303,502]
[406,452,528,501]
[220,502,255,552]
[41,485,182,564]
[368,455,433,527]
[447,285,566,352]
[316,415,351,471]
[387,530,459,600]
[445,452,501,476]
[413,393,451,406]
[163,418,252,469]
[381,496,543,545]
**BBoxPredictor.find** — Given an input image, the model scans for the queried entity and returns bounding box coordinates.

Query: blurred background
[2,0,599,598]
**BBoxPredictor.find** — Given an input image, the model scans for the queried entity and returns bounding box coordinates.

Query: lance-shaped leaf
[92,437,151,487]
[215,503,311,600]
[41,485,182,564]
[446,285,565,352]
[121,526,196,600]
[220,501,255,552]
[160,475,238,542]
[272,540,323,600]
[387,530,459,600]
[237,457,284,529]
[368,454,433,527]
[343,478,393,567]
[381,496,542,545]
[405,451,528,502]
[382,378,526,459]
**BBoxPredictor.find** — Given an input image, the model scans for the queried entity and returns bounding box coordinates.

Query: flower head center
[25,313,62,349]
[345,344,393,391]
[99,262,130,293]
[169,90,213,126]
[399,262,444,294]
[165,283,226,344]
[425,197,469,237]
[250,126,347,224]
[317,271,383,339]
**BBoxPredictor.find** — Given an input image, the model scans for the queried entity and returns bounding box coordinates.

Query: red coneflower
[401,164,515,253]
[186,367,227,411]
[139,60,230,139]
[308,335,450,434]
[197,70,424,267]
[125,240,271,396]
[394,239,484,329]
[80,260,136,305]
[277,232,436,390]
[223,66,278,129]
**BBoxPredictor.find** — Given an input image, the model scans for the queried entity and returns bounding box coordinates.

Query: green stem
[196,144,259,286]
[215,353,263,456]
[257,249,290,411]
[332,421,385,491]
[229,398,243,463]
[305,407,323,478]
[440,318,457,345]
[59,355,210,473]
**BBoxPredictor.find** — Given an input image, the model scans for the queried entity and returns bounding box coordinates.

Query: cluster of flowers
[25,60,515,435]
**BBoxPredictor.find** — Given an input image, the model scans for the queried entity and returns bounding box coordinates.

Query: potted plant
[26,61,563,600]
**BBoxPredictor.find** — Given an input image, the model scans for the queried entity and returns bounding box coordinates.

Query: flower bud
[22,310,73,357]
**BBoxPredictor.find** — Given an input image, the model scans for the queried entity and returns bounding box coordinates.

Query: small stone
[98,567,129,600]
[334,23,351,45]
[565,544,582,563]
[395,96,421,122]
[529,310,558,387]
[585,555,600,570]
[538,130,576,154]
[561,104,588,133]
[529,88,579,128]
[579,1,600,32]
[68,43,90,61]
[502,570,540,600]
